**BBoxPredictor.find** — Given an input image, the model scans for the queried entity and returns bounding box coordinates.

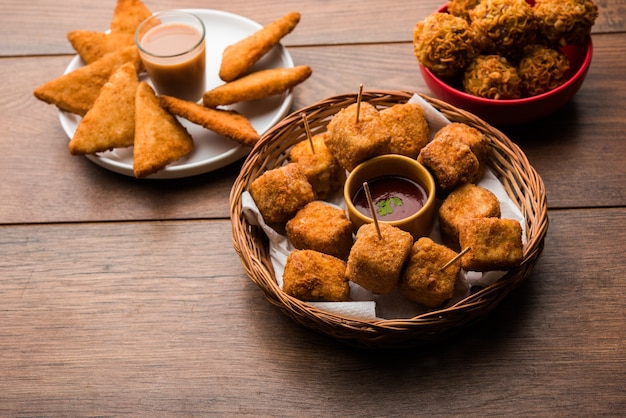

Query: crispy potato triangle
[67,30,135,65]
[159,95,260,147]
[110,0,153,35]
[219,11,301,82]
[68,63,138,155]
[133,82,194,178]
[33,45,141,116]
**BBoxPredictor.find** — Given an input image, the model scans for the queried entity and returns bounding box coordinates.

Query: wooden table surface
[1,0,624,415]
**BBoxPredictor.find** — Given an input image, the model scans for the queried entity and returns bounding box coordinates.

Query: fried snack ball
[518,44,571,96]
[433,122,490,182]
[286,201,354,260]
[399,237,460,308]
[438,183,501,250]
[283,249,350,302]
[288,133,345,200]
[379,103,430,159]
[459,217,524,271]
[463,55,522,100]
[413,12,476,78]
[249,163,315,224]
[469,0,537,56]
[325,102,390,172]
[534,0,598,47]
[417,134,480,195]
[447,0,481,22]
[345,222,413,295]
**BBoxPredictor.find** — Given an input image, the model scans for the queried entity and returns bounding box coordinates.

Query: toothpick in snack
[301,112,315,153]
[363,181,382,239]
[355,83,364,123]
[440,247,471,271]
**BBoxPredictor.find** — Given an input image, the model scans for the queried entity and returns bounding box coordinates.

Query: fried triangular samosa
[110,0,153,35]
[33,45,141,116]
[133,82,194,178]
[68,63,138,155]
[67,30,135,65]
[159,95,260,147]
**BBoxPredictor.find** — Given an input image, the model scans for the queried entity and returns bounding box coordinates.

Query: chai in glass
[136,11,206,102]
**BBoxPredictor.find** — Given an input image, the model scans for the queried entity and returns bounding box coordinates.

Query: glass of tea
[135,10,206,102]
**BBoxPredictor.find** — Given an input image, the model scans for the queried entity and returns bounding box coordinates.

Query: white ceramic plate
[59,9,295,179]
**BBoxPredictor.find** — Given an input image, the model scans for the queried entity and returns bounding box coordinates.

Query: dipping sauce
[352,175,427,221]
[136,12,206,102]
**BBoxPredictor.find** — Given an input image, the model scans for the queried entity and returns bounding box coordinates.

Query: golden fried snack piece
[417,134,479,195]
[219,11,301,82]
[67,30,135,65]
[249,163,315,224]
[433,122,490,182]
[325,102,390,172]
[534,0,598,47]
[69,63,138,155]
[288,133,345,200]
[413,12,476,78]
[379,103,429,159]
[286,201,354,260]
[33,45,141,116]
[159,95,260,147]
[202,65,312,108]
[133,82,194,178]
[110,0,153,35]
[519,44,570,97]
[345,222,413,295]
[438,183,501,250]
[459,217,524,271]
[463,55,522,100]
[447,0,481,21]
[283,249,349,302]
[399,237,460,308]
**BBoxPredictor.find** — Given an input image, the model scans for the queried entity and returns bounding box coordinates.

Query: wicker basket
[230,90,548,349]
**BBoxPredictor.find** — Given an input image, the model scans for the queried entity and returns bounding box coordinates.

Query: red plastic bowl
[418,5,593,126]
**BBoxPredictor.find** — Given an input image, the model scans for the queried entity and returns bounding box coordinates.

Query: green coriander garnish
[376,197,403,217]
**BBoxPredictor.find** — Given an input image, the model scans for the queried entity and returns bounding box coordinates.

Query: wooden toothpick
[355,83,364,124]
[300,112,314,153]
[440,247,471,271]
[363,181,382,240]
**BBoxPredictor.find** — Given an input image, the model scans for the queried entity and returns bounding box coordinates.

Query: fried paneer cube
[399,237,460,308]
[459,217,524,271]
[379,102,430,158]
[325,102,390,172]
[433,122,490,182]
[345,222,413,295]
[417,133,480,195]
[283,249,350,302]
[288,133,346,200]
[286,201,354,260]
[438,183,501,250]
[249,163,315,224]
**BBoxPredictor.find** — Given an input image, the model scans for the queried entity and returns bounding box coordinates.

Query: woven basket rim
[229,90,548,348]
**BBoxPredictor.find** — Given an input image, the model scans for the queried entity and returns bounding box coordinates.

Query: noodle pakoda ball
[519,44,570,96]
[249,163,315,224]
[345,222,413,295]
[399,237,460,309]
[433,122,490,182]
[417,134,480,196]
[447,0,482,22]
[463,55,522,100]
[283,249,350,302]
[325,101,390,172]
[286,201,354,260]
[534,0,598,47]
[413,12,476,78]
[379,103,430,159]
[438,183,501,250]
[469,0,537,56]
[459,217,524,271]
[289,132,345,200]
